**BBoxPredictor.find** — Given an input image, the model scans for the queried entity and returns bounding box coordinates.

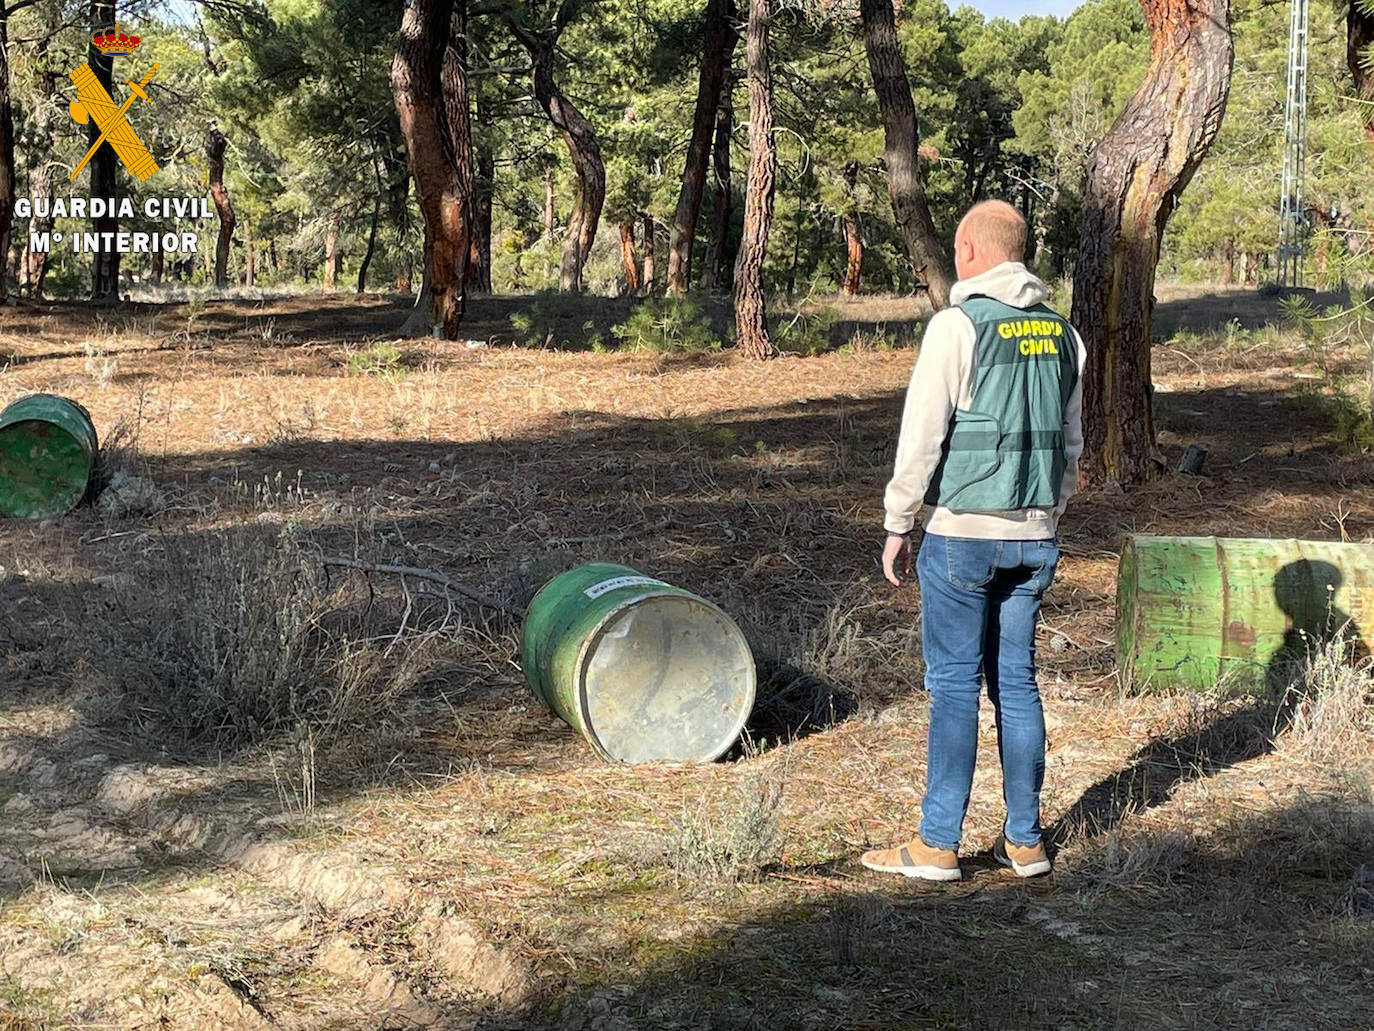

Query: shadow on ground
[1152,287,1352,337]
[470,789,1374,1029]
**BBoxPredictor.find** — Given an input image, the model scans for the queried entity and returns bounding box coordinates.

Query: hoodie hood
[948,261,1050,309]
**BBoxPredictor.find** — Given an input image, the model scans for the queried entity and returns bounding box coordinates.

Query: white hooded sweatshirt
[883,261,1086,541]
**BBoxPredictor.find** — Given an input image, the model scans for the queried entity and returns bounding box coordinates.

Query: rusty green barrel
[1117,536,1374,692]
[0,395,98,519]
[520,563,756,762]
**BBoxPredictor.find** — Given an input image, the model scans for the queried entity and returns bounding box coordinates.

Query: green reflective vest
[924,294,1080,513]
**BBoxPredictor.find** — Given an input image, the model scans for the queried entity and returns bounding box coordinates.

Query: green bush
[610,295,721,354]
[346,341,408,377]
[774,305,840,356]
[508,289,606,350]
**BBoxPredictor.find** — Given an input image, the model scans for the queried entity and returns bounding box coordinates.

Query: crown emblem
[91,24,141,57]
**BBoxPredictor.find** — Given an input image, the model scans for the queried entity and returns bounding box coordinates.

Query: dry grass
[82,526,446,754]
[1279,639,1374,765]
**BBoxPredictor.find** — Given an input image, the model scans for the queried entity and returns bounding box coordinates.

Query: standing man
[861,200,1085,882]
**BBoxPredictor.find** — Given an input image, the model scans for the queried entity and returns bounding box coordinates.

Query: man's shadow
[1044,559,1369,845]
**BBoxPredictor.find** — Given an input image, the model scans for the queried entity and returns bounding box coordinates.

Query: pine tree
[1072,0,1234,486]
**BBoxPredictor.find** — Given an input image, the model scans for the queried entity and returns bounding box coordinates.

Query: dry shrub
[1278,635,1374,766]
[668,773,785,883]
[1340,864,1374,922]
[89,528,437,753]
[1068,824,1193,893]
[735,586,908,743]
[1223,784,1374,881]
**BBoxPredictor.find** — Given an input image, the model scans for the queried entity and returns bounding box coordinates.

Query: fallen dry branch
[319,555,522,616]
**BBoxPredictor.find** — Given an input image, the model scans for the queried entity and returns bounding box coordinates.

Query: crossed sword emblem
[68,61,160,182]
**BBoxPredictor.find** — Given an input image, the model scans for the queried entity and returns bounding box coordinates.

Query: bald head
[954,200,1027,280]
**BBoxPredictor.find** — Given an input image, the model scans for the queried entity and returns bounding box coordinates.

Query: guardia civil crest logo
[68,24,159,182]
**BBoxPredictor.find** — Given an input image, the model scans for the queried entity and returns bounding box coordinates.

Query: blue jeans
[916,533,1060,851]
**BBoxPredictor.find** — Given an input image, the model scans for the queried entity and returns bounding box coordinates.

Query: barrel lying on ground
[1116,535,1374,692]
[520,563,756,762]
[0,395,98,519]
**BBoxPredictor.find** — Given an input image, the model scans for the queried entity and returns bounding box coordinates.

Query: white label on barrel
[584,576,665,600]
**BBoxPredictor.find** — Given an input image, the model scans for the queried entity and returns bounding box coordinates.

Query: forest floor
[0,283,1372,1030]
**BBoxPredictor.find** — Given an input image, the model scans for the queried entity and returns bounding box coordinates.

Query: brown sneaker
[860,838,961,881]
[994,835,1051,878]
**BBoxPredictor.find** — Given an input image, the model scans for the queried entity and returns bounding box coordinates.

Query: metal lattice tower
[1278,0,1310,288]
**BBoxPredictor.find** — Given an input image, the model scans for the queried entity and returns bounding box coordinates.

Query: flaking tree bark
[618,220,640,293]
[206,126,235,289]
[1072,0,1233,487]
[859,0,953,309]
[442,0,475,267]
[733,0,776,360]
[667,0,738,295]
[1350,1,1374,139]
[392,0,469,338]
[504,5,603,291]
[642,213,656,295]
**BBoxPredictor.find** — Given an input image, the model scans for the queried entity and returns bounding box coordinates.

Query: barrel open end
[580,594,756,764]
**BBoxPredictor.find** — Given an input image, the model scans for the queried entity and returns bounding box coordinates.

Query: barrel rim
[572,589,757,764]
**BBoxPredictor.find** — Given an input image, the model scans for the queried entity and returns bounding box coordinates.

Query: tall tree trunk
[245,211,255,288]
[618,220,640,293]
[443,0,475,271]
[467,91,494,294]
[323,215,339,290]
[858,0,954,309]
[537,60,600,290]
[505,13,603,291]
[1072,0,1233,487]
[151,249,163,285]
[392,0,469,338]
[10,22,57,298]
[706,74,735,291]
[667,0,738,295]
[0,15,14,304]
[358,160,381,294]
[733,0,776,360]
[544,168,556,242]
[842,162,862,297]
[786,202,802,297]
[207,126,235,289]
[89,0,120,302]
[642,213,656,295]
[1351,2,1374,139]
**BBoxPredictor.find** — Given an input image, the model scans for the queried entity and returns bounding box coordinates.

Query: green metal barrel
[0,395,99,519]
[1116,535,1374,692]
[520,563,756,762]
